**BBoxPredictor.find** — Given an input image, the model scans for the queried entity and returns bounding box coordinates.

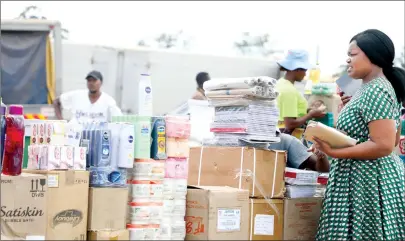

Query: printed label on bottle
[157,125,166,156]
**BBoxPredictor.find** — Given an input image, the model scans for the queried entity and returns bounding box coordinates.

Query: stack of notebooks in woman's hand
[303,121,358,148]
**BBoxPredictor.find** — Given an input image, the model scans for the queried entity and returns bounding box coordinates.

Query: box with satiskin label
[24,170,89,240]
[1,173,47,240]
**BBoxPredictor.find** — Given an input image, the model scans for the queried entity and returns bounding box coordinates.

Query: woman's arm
[284,115,312,130]
[321,119,397,160]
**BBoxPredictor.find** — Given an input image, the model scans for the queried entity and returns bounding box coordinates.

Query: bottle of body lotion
[138,74,153,116]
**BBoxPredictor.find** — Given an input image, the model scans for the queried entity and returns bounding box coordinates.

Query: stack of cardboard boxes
[87,187,129,240]
[186,146,323,240]
[0,170,90,240]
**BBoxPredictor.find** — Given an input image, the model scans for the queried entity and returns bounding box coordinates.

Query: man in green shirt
[276,49,325,136]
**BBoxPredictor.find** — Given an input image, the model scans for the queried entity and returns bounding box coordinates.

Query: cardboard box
[185,185,249,240]
[88,229,129,240]
[23,170,89,240]
[188,147,286,198]
[0,173,47,240]
[283,197,323,240]
[88,187,129,230]
[248,198,283,240]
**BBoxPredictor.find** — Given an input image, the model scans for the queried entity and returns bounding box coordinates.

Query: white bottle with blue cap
[138,74,153,116]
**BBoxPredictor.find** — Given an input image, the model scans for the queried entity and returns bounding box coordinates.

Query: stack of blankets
[203,76,280,146]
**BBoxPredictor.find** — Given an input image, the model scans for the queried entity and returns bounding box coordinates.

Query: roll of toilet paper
[163,178,187,199]
[131,180,164,199]
[163,198,186,217]
[133,159,165,180]
[129,199,164,221]
[127,222,160,240]
[164,158,188,179]
[160,218,186,240]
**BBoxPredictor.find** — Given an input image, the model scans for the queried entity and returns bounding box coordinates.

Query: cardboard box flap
[188,185,244,192]
[251,198,283,205]
[188,147,286,198]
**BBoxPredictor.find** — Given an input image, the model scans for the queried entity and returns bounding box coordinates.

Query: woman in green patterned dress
[312,29,405,240]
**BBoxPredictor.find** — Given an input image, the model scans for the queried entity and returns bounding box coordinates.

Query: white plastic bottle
[138,74,153,116]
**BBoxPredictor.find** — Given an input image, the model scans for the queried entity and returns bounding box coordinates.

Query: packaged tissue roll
[163,178,187,198]
[130,180,164,199]
[166,138,189,158]
[163,198,186,217]
[128,199,163,222]
[127,223,160,240]
[164,158,188,179]
[165,115,191,139]
[132,159,165,179]
[160,218,186,240]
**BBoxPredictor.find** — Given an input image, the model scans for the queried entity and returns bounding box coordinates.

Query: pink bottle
[2,105,25,176]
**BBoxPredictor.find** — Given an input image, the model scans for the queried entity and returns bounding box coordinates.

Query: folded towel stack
[202,76,280,146]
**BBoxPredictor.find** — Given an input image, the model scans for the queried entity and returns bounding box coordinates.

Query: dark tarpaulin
[1,30,48,104]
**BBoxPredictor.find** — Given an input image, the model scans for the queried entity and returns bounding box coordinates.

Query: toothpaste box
[40,145,61,170]
[30,123,39,145]
[60,146,74,169]
[45,122,66,145]
[27,145,40,170]
[38,122,46,145]
[74,147,87,170]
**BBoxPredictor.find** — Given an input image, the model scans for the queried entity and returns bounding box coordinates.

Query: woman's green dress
[316,77,405,240]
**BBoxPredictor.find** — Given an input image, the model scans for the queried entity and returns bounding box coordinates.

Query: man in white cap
[53,70,122,123]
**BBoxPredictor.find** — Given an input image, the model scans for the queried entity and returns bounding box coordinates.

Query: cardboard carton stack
[187,146,287,240]
[21,120,91,240]
[284,168,319,198]
[127,159,165,240]
[1,173,48,240]
[186,186,250,240]
[87,187,129,240]
[23,169,90,240]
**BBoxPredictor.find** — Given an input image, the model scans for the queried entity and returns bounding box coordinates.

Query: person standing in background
[53,70,122,123]
[276,50,326,138]
[191,72,210,100]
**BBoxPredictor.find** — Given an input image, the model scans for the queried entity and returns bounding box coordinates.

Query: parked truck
[1,19,281,119]
[0,19,63,119]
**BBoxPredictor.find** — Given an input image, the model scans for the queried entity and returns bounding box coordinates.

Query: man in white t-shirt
[53,70,122,123]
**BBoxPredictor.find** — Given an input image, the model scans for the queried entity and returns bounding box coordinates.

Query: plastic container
[150,117,167,160]
[134,116,151,159]
[1,105,7,167]
[138,74,153,116]
[2,105,25,176]
[315,112,334,127]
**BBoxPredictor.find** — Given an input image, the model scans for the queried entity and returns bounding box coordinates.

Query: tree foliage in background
[234,32,281,57]
[137,30,191,50]
[17,5,70,40]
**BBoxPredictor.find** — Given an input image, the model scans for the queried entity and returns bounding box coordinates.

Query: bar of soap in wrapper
[303,121,357,148]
